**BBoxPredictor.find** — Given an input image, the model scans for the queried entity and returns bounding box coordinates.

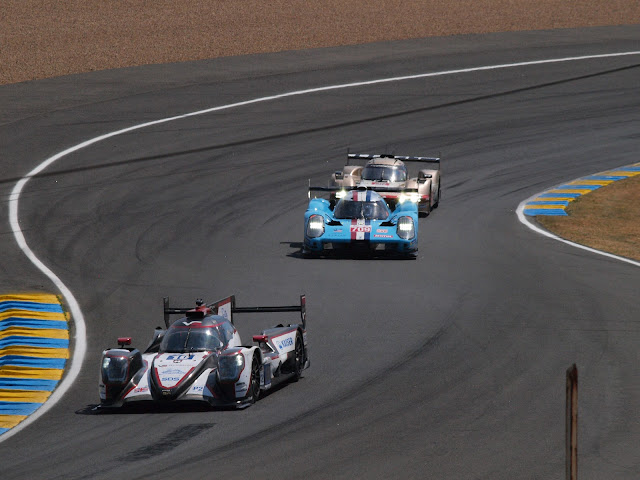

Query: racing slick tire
[291,331,305,382]
[433,183,441,209]
[247,353,261,404]
[419,201,431,218]
[302,247,320,259]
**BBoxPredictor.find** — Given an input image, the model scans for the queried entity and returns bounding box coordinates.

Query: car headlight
[102,356,130,384]
[335,190,347,199]
[306,214,325,238]
[397,216,415,240]
[399,192,420,203]
[218,353,245,383]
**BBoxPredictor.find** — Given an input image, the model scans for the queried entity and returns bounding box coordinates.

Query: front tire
[302,247,319,259]
[419,201,431,217]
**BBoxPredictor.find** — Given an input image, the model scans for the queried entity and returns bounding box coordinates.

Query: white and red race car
[330,153,441,216]
[99,295,309,409]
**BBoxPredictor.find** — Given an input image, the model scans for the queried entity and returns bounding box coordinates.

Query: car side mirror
[334,171,344,180]
[418,173,432,183]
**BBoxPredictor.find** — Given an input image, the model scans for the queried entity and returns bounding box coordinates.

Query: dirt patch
[2,0,639,85]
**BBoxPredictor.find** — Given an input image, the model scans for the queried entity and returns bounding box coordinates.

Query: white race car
[331,153,441,216]
[99,295,309,409]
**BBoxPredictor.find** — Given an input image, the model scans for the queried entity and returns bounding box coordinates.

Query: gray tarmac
[0,26,639,479]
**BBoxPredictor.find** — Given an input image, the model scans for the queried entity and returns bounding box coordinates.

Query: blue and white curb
[523,163,640,216]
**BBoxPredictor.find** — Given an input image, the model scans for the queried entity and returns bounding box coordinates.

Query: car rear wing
[163,295,306,329]
[308,185,419,199]
[347,153,440,168]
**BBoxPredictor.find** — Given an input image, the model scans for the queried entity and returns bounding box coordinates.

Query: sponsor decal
[182,320,202,326]
[134,387,149,393]
[377,229,388,233]
[334,229,343,233]
[190,386,204,392]
[162,377,182,382]
[161,368,186,375]
[218,305,230,319]
[276,337,294,350]
[373,234,394,238]
[166,354,195,362]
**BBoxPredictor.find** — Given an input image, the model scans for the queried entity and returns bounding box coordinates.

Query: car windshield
[334,200,389,220]
[159,326,224,353]
[361,165,406,182]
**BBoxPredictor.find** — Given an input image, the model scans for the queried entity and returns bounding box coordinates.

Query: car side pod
[100,338,144,406]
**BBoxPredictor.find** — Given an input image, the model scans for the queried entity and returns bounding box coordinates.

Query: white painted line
[5,49,640,441]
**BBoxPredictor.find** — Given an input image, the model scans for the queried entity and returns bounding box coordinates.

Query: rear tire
[291,331,304,382]
[433,183,441,208]
[247,355,261,404]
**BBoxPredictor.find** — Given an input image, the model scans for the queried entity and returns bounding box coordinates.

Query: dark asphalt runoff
[1,25,639,479]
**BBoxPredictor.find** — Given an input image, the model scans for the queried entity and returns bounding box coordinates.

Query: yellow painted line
[0,328,68,340]
[0,346,69,358]
[524,205,567,210]
[0,367,63,380]
[0,294,60,303]
[0,415,28,429]
[566,180,614,186]
[0,310,68,322]
[600,170,640,177]
[533,197,577,202]
[0,389,51,403]
[548,189,591,194]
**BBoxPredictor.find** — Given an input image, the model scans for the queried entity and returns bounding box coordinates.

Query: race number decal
[350,219,371,240]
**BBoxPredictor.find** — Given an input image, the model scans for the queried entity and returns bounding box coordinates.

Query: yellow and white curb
[0,294,68,436]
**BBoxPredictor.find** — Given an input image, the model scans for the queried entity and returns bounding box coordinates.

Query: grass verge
[537,175,640,262]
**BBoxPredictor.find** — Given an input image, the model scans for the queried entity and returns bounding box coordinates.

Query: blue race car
[303,187,418,258]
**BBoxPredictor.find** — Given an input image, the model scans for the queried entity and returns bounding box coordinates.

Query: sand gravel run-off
[2,0,639,85]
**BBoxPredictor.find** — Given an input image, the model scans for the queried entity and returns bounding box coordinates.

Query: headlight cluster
[102,356,130,384]
[218,353,245,383]
[399,192,420,203]
[397,216,415,240]
[306,214,325,238]
[335,190,347,199]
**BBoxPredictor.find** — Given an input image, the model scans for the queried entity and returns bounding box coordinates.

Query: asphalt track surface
[1,26,640,479]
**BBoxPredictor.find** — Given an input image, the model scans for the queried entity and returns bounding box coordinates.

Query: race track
[1,26,639,479]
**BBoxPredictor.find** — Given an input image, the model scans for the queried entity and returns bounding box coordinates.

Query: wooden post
[566,364,578,480]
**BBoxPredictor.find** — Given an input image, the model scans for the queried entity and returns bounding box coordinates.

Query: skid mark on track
[120,423,215,462]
